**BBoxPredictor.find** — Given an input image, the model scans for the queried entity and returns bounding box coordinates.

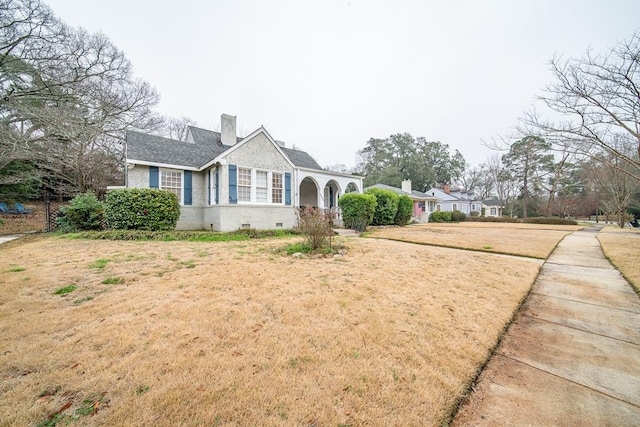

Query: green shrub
[451,210,466,222]
[365,188,399,226]
[105,188,180,231]
[338,193,377,232]
[57,192,105,232]
[395,195,413,226]
[470,211,480,217]
[429,211,452,222]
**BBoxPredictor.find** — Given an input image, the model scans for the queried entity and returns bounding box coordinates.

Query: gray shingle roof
[127,127,324,171]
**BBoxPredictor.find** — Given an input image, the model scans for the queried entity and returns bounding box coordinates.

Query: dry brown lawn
[369,222,583,259]
[597,226,640,292]
[0,232,545,426]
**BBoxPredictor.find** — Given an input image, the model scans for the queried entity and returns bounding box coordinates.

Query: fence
[0,194,70,234]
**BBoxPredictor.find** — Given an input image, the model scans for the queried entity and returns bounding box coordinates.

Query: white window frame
[490,207,497,216]
[272,172,283,205]
[452,203,458,211]
[237,167,252,203]
[160,169,183,205]
[255,170,269,203]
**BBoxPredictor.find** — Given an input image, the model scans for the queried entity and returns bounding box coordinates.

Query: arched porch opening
[299,177,319,207]
[323,180,341,209]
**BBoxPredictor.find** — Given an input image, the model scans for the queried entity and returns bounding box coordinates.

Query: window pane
[272,173,283,204]
[256,171,268,203]
[161,171,182,204]
[238,168,251,202]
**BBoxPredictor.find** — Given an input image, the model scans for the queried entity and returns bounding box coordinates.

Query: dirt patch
[0,234,542,425]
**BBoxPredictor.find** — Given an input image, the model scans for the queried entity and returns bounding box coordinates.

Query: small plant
[5,267,25,272]
[429,211,452,222]
[73,296,94,305]
[101,277,122,285]
[54,285,76,295]
[136,385,150,395]
[296,206,332,252]
[89,258,110,269]
[451,210,467,222]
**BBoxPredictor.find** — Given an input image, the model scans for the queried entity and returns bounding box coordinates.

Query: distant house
[365,180,440,222]
[425,185,482,215]
[125,114,363,231]
[482,200,504,217]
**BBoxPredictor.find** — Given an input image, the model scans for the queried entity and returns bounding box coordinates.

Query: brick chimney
[220,113,236,146]
[443,184,451,194]
[402,179,412,194]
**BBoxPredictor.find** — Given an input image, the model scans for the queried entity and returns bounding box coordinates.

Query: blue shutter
[229,164,237,204]
[183,170,192,205]
[215,167,219,204]
[284,172,291,206]
[207,170,211,205]
[149,166,159,188]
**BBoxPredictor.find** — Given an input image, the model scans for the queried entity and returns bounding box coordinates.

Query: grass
[64,228,300,241]
[4,267,26,272]
[369,222,583,258]
[597,227,640,294]
[0,227,559,425]
[53,285,76,295]
[101,277,123,285]
[88,258,110,269]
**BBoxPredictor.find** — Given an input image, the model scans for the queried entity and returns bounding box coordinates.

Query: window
[418,201,426,212]
[490,207,497,215]
[161,170,182,204]
[472,204,476,211]
[437,204,441,211]
[256,171,268,203]
[452,203,458,211]
[238,168,251,202]
[272,173,283,204]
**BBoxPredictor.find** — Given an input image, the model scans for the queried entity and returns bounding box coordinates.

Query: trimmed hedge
[395,195,413,225]
[105,188,180,231]
[465,216,578,225]
[338,193,377,232]
[57,192,105,231]
[365,188,399,226]
[429,211,452,222]
[451,210,466,222]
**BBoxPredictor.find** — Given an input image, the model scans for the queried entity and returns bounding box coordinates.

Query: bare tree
[1,0,160,194]
[524,30,640,179]
[160,116,197,141]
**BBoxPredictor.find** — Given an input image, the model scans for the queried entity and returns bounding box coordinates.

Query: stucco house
[366,180,439,222]
[425,185,482,215]
[125,114,363,231]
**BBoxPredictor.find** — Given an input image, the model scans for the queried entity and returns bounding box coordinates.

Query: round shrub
[57,192,105,231]
[429,211,452,222]
[338,193,377,232]
[105,188,180,231]
[451,210,466,222]
[395,195,413,226]
[365,188,399,226]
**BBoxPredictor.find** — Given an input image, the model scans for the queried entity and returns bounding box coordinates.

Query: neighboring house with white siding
[126,114,363,231]
[425,185,482,215]
[482,200,504,217]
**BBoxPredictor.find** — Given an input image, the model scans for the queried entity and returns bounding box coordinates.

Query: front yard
[1,225,561,425]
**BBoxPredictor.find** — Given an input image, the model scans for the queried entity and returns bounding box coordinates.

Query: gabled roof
[366,183,439,200]
[127,126,324,171]
[127,130,227,169]
[426,187,461,202]
[483,199,504,207]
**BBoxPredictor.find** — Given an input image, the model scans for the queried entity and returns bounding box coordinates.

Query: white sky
[45,0,640,169]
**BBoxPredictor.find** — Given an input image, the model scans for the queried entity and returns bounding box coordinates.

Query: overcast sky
[45,0,640,169]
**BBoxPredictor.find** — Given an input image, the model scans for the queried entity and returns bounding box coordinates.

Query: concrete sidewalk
[454,227,640,426]
[0,234,23,245]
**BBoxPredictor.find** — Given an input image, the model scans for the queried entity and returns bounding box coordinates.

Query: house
[482,200,504,217]
[365,180,439,222]
[425,185,482,215]
[125,114,364,231]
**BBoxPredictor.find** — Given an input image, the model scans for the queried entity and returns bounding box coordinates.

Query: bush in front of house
[296,206,333,251]
[451,210,466,222]
[105,188,180,231]
[429,211,452,222]
[365,188,399,226]
[57,192,105,232]
[338,193,377,232]
[395,195,413,226]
